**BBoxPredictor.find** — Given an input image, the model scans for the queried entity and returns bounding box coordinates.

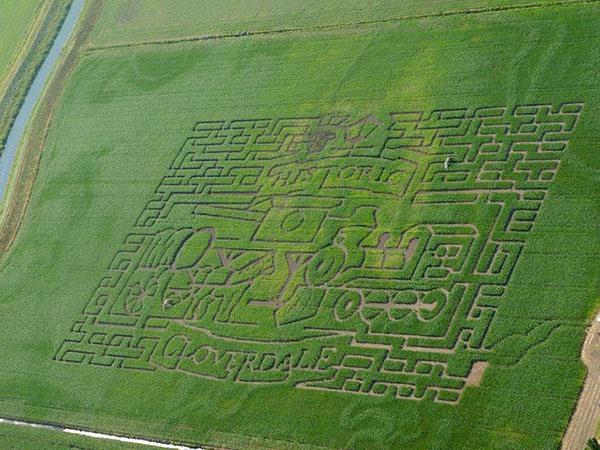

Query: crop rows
[55,103,582,403]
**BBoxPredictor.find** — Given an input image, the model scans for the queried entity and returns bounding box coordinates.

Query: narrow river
[0,0,86,202]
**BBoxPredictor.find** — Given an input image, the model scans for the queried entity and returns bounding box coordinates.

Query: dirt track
[562,313,600,450]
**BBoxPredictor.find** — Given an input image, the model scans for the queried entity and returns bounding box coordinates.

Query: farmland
[0,0,43,78]
[0,1,599,449]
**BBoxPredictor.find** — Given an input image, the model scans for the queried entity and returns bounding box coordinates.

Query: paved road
[562,314,600,450]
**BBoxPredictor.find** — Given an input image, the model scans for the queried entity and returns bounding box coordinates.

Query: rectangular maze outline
[55,103,583,403]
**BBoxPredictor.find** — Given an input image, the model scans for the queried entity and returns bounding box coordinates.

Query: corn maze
[55,103,582,404]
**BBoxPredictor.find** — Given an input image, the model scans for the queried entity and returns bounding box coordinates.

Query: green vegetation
[0,0,72,155]
[89,0,597,48]
[587,438,600,450]
[0,422,145,450]
[0,1,599,449]
[0,0,43,78]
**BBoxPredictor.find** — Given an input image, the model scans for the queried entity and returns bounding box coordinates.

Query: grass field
[0,0,43,79]
[88,0,598,48]
[0,1,599,449]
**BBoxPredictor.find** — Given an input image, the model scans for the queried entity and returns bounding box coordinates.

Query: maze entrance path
[55,103,582,404]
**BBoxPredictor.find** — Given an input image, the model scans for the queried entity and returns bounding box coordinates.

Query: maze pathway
[55,103,582,404]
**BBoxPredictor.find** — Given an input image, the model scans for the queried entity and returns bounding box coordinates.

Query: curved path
[0,0,85,202]
[562,313,600,450]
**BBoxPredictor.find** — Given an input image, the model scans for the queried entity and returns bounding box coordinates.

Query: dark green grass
[0,2,598,450]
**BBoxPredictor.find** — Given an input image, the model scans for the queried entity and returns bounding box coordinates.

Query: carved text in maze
[55,104,583,403]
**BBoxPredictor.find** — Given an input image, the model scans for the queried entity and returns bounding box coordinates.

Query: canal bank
[0,0,102,258]
[0,0,86,202]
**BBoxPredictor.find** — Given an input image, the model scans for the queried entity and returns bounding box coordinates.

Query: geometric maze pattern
[55,103,583,403]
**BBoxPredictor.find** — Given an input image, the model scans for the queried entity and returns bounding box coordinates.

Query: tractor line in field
[85,0,600,53]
